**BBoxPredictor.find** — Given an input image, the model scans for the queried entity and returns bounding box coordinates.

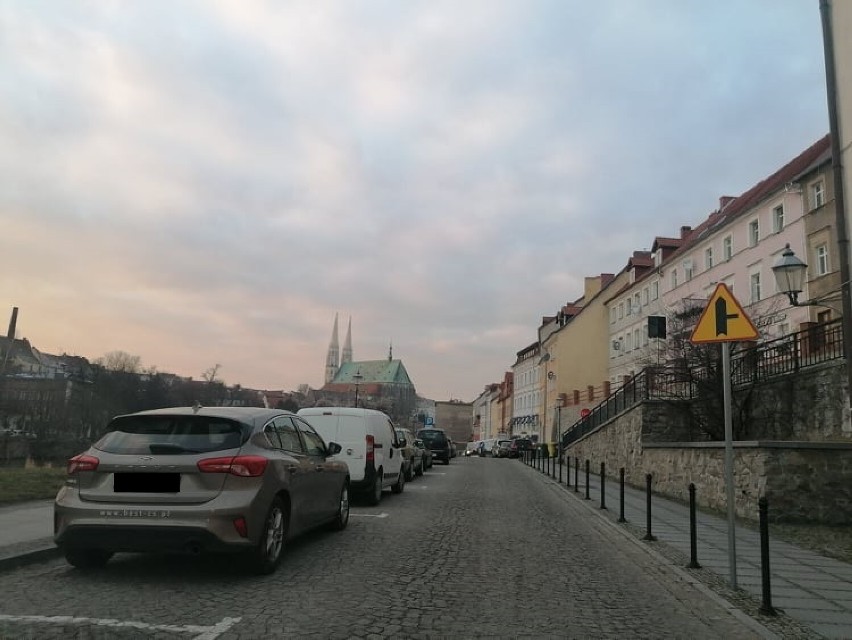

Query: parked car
[413,437,432,472]
[479,438,497,457]
[54,406,350,574]
[508,438,532,458]
[464,442,479,457]
[448,439,457,458]
[493,439,513,458]
[395,428,423,480]
[416,428,452,465]
[299,407,405,505]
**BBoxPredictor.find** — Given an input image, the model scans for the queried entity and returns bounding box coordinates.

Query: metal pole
[643,473,657,541]
[574,456,579,492]
[618,467,626,523]
[566,454,571,487]
[758,497,777,616]
[584,459,590,500]
[820,0,852,417]
[688,483,701,569]
[558,450,563,484]
[600,462,607,510]
[723,342,738,588]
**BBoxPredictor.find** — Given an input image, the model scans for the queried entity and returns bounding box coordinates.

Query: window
[773,205,784,233]
[749,220,760,247]
[295,418,328,456]
[633,328,640,351]
[683,259,694,281]
[750,272,761,303]
[670,268,678,289]
[705,247,713,269]
[274,417,304,452]
[610,307,616,323]
[642,288,649,305]
[625,298,632,316]
[625,332,632,351]
[650,281,659,300]
[723,235,733,261]
[812,181,825,209]
[634,293,641,312]
[816,244,829,276]
[618,303,624,319]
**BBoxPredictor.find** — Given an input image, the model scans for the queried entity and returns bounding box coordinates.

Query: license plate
[114,472,180,493]
[99,508,171,518]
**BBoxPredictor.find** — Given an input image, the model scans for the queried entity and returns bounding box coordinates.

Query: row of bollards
[522,450,777,616]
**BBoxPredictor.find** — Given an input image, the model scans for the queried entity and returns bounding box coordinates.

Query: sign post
[690,283,759,589]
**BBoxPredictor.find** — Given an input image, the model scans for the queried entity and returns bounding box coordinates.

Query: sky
[0,1,831,402]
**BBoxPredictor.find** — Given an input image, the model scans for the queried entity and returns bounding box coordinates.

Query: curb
[524,461,781,640]
[0,544,61,572]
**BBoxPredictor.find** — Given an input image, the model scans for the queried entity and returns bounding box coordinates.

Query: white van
[297,407,404,505]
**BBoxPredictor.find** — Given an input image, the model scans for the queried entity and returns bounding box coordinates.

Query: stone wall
[564,364,852,525]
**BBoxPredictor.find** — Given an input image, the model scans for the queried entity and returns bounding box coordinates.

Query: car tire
[415,458,424,476]
[366,468,383,506]
[405,459,414,482]
[64,548,113,570]
[391,468,405,494]
[249,496,287,575]
[329,482,350,531]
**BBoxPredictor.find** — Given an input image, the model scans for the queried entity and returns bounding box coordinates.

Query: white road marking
[0,614,241,639]
[350,512,389,518]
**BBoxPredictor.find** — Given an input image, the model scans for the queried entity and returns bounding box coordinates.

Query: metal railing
[560,319,845,448]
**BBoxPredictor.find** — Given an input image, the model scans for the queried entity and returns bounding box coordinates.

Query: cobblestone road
[0,457,767,639]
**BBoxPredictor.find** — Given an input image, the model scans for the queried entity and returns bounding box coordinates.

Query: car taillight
[67,454,99,475]
[366,434,375,462]
[197,455,268,477]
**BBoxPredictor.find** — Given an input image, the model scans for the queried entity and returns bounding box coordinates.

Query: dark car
[416,428,452,465]
[508,438,532,458]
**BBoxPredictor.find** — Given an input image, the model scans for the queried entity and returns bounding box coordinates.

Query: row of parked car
[464,437,533,458]
[53,406,456,575]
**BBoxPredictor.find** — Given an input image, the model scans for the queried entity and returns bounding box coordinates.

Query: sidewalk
[0,500,59,570]
[528,457,852,639]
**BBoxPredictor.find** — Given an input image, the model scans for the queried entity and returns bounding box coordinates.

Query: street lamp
[353,368,363,408]
[772,244,809,306]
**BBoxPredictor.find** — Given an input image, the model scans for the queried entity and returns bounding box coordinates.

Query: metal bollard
[584,460,590,500]
[687,483,701,569]
[574,457,579,492]
[618,467,626,523]
[558,454,563,484]
[758,497,777,616]
[566,455,571,487]
[600,462,607,510]
[643,473,657,541]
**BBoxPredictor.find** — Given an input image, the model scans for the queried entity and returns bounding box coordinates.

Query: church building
[319,314,417,426]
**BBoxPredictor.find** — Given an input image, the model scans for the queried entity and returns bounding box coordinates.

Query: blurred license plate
[114,472,180,493]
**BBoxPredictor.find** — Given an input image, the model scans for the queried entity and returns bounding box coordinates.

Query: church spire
[325,313,340,384]
[341,316,353,365]
[388,340,393,362]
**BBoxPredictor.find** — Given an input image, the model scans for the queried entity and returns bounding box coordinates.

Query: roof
[332,359,413,386]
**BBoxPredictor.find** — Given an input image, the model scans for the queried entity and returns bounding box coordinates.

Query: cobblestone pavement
[0,458,772,639]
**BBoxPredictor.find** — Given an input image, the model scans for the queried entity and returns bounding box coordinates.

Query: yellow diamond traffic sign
[690,283,759,344]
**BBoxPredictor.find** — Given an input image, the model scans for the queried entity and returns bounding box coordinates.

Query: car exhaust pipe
[184,541,202,556]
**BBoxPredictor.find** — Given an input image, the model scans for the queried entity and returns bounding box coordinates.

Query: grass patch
[0,466,67,504]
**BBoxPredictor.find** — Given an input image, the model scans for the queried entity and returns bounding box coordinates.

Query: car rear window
[94,415,247,455]
[417,430,447,444]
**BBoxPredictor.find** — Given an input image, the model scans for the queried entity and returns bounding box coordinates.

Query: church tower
[341,316,353,365]
[324,313,340,384]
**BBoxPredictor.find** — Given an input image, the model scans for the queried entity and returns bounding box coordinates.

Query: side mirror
[414,439,424,447]
[399,437,407,447]
[326,442,342,456]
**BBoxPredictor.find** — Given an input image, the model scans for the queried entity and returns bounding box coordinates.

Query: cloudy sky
[0,1,830,401]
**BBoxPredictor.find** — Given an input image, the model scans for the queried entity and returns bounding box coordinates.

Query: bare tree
[96,351,142,373]
[202,364,221,384]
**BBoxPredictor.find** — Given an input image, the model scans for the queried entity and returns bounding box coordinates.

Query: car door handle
[287,465,298,473]
[315,465,324,472]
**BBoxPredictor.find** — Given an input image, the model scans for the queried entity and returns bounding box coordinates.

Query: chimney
[719,195,736,210]
[680,226,692,239]
[7,307,18,341]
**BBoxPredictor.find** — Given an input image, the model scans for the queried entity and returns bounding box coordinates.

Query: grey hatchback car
[54,406,350,574]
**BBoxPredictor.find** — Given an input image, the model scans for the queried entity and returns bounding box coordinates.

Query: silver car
[54,406,350,574]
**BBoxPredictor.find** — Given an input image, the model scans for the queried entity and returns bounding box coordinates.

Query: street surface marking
[350,512,389,518]
[0,614,241,639]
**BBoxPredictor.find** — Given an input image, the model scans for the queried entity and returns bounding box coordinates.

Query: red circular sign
[580,408,591,418]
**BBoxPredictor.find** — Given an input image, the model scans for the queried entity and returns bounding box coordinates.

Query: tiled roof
[332,359,413,386]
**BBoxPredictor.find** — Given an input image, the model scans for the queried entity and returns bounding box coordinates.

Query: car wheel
[64,548,113,570]
[250,496,287,574]
[366,468,383,506]
[391,468,405,494]
[405,459,414,482]
[329,482,350,531]
[415,458,424,476]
